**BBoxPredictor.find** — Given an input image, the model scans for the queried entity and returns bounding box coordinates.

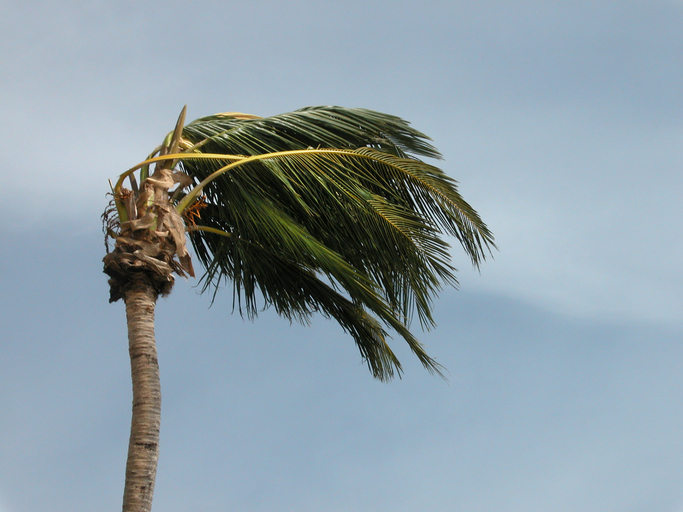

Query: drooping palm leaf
[112,106,495,380]
[166,106,495,379]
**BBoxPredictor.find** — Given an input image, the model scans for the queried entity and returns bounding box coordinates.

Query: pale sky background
[1,1,682,511]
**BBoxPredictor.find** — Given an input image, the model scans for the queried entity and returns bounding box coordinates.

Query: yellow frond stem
[187,225,232,238]
[114,153,247,195]
[215,112,262,120]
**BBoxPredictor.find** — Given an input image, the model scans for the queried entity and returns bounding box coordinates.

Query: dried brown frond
[102,194,120,252]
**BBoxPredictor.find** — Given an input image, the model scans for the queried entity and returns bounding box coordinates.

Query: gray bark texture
[122,277,161,512]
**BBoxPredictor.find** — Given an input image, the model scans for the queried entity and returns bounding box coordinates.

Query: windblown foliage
[112,106,495,380]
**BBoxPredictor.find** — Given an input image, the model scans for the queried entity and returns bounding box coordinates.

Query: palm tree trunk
[122,277,161,512]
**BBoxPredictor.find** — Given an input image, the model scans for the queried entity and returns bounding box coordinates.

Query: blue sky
[1,1,682,511]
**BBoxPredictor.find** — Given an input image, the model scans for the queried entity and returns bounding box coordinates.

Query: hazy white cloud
[449,105,683,324]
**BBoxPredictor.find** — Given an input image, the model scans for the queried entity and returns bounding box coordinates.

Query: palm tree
[103,105,495,512]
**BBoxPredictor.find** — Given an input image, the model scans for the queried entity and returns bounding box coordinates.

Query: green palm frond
[112,106,495,380]
[182,106,442,159]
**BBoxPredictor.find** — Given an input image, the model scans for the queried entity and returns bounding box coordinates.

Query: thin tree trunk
[122,277,161,512]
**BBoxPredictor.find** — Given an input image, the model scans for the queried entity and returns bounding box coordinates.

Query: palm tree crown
[105,105,495,380]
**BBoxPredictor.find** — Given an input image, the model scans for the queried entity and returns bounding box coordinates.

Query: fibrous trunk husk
[103,235,177,303]
[103,163,195,302]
